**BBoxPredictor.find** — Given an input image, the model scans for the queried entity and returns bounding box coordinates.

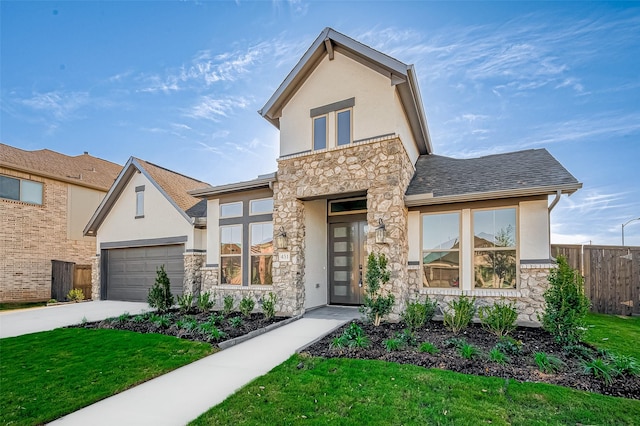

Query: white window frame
[421,211,462,289]
[336,107,353,146]
[313,114,328,151]
[0,175,43,205]
[220,201,243,219]
[471,206,519,290]
[249,221,274,285]
[249,197,274,216]
[220,224,243,285]
[135,187,144,218]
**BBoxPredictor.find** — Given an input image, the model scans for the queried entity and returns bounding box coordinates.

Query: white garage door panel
[106,245,184,302]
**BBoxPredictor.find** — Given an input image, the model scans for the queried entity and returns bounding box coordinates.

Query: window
[220,201,243,218]
[0,175,43,205]
[220,225,242,284]
[337,109,351,146]
[422,213,460,288]
[313,116,327,150]
[135,186,144,218]
[250,222,273,285]
[473,208,517,289]
[329,197,366,215]
[250,198,274,215]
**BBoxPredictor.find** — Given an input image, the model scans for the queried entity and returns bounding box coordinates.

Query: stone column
[183,253,205,296]
[91,255,101,300]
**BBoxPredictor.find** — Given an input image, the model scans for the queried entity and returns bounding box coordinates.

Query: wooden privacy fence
[51,261,92,301]
[551,244,640,316]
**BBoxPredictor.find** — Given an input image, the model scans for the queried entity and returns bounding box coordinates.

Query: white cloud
[185,96,251,121]
[20,91,89,120]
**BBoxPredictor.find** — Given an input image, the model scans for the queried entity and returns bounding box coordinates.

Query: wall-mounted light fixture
[275,226,288,250]
[375,218,386,244]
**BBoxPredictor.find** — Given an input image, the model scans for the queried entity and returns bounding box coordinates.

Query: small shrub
[115,312,130,323]
[229,316,243,328]
[81,316,88,325]
[66,288,85,302]
[539,256,590,345]
[177,293,193,314]
[399,329,418,347]
[147,265,175,313]
[199,322,227,341]
[495,336,523,356]
[563,344,595,361]
[239,296,255,318]
[383,337,403,352]
[360,253,395,326]
[534,352,564,374]
[223,295,235,316]
[132,314,146,323]
[207,313,224,326]
[48,299,58,304]
[197,292,215,313]
[459,343,480,359]
[419,342,440,354]
[444,337,467,349]
[489,348,509,364]
[582,358,618,385]
[402,297,437,331]
[609,354,640,377]
[331,322,370,349]
[176,316,198,331]
[261,292,277,320]
[149,313,172,328]
[443,295,476,334]
[478,299,518,337]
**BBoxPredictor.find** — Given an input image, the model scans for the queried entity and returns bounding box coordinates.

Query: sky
[1,1,639,246]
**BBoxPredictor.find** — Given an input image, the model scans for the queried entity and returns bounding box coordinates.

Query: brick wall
[0,167,98,302]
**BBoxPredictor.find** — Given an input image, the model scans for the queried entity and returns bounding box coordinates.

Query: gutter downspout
[548,190,562,265]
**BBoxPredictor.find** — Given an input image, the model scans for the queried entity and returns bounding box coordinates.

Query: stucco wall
[279,52,419,164]
[303,199,328,309]
[1,166,103,302]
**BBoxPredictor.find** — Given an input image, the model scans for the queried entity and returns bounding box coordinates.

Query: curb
[218,315,303,349]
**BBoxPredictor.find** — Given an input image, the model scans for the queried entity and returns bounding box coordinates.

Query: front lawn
[0,328,214,425]
[192,354,639,425]
[584,313,640,358]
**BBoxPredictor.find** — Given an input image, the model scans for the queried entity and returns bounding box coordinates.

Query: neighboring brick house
[0,143,121,302]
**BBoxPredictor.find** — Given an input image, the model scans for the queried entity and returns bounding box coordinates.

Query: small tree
[147,265,174,313]
[540,256,590,345]
[360,252,395,326]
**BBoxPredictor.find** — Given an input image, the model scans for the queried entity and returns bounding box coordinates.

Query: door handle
[358,265,363,287]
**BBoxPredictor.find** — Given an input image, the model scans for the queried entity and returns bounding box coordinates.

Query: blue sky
[1,1,639,246]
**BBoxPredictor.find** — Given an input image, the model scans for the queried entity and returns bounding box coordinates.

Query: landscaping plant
[177,293,194,314]
[478,299,518,337]
[360,252,395,326]
[443,295,476,334]
[495,335,523,356]
[149,313,172,328]
[239,296,255,318]
[229,316,243,328]
[147,265,175,313]
[402,297,437,331]
[582,358,617,385]
[534,352,564,374]
[261,292,277,319]
[489,348,509,364]
[331,322,370,349]
[66,288,85,302]
[540,256,590,345]
[197,291,215,313]
[418,342,440,354]
[459,343,480,360]
[223,294,235,316]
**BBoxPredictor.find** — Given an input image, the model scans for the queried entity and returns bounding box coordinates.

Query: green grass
[584,313,640,357]
[0,328,214,425]
[0,301,47,311]
[192,355,639,426]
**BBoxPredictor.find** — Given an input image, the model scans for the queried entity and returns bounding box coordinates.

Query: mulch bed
[74,309,287,345]
[303,320,640,400]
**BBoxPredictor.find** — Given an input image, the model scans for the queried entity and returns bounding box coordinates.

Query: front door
[329,221,367,305]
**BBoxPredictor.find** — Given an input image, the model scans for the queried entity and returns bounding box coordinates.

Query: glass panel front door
[329,221,366,305]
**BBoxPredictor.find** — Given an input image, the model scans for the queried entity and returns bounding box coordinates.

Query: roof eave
[189,175,276,199]
[0,161,113,192]
[404,183,583,207]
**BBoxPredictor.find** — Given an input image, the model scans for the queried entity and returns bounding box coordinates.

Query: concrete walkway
[0,301,149,338]
[51,306,359,426]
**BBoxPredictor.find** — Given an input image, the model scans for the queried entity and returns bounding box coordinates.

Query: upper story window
[220,201,243,218]
[473,208,517,289]
[310,97,355,151]
[0,175,43,205]
[250,198,274,215]
[422,212,460,288]
[135,185,145,218]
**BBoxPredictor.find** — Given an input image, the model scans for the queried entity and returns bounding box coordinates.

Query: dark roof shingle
[406,148,581,200]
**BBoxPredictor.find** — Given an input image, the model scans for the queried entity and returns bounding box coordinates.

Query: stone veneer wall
[1,167,98,302]
[407,264,551,326]
[273,136,415,318]
[183,253,205,295]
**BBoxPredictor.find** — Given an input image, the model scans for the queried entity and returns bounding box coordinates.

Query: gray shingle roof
[406,149,581,202]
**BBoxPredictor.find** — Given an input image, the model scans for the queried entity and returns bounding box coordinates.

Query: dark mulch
[303,320,640,400]
[73,309,287,346]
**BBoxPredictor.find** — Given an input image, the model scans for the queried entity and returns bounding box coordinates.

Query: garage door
[105,245,184,302]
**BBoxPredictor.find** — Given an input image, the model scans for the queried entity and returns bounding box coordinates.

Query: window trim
[336,107,353,146]
[220,224,243,285]
[135,185,145,218]
[249,221,274,285]
[328,196,367,216]
[249,197,274,216]
[0,174,44,205]
[313,115,328,151]
[421,211,462,289]
[220,201,243,219]
[471,206,519,290]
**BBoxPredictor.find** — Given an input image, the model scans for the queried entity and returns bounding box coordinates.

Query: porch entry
[329,220,367,305]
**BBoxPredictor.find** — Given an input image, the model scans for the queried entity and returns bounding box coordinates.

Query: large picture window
[250,222,273,285]
[422,212,460,288]
[0,175,43,205]
[473,208,517,289]
[220,201,243,218]
[220,225,242,285]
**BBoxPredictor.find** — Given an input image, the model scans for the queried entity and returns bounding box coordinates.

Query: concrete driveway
[0,301,149,338]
